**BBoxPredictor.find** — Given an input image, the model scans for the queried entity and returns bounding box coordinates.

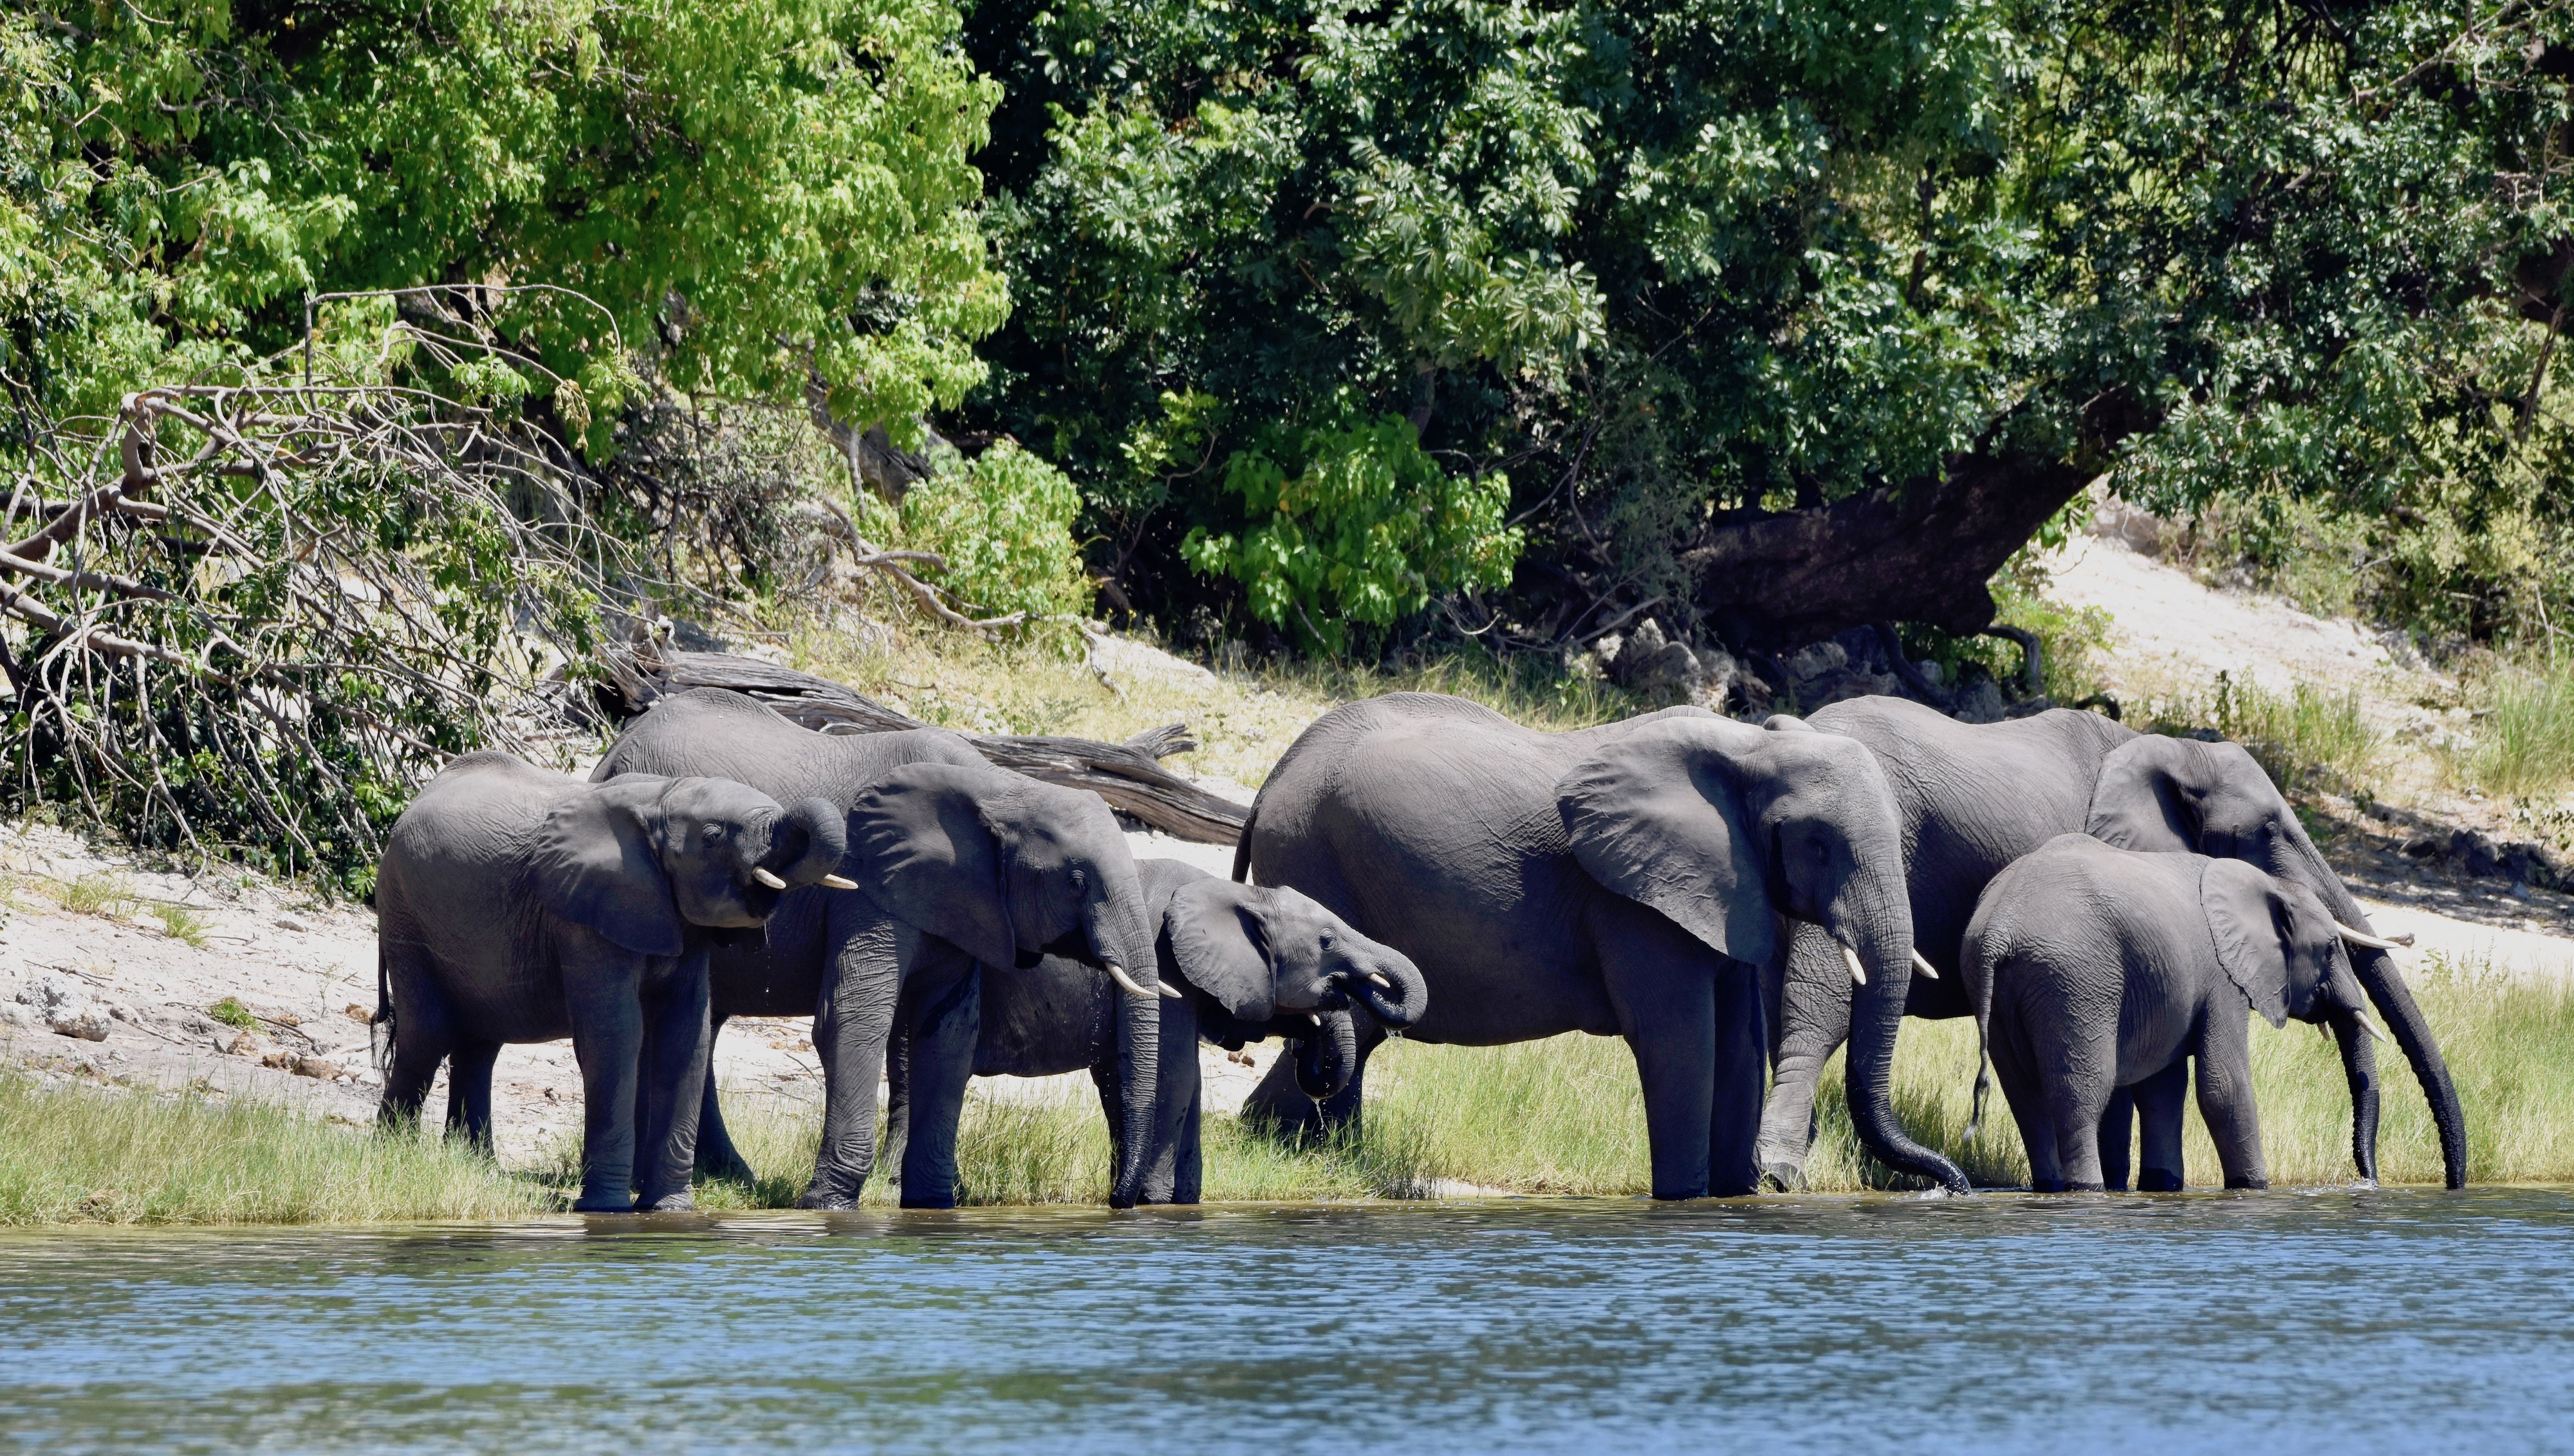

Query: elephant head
[2089,733,2465,1186]
[1555,714,1968,1192]
[844,760,1165,1205]
[532,774,851,955]
[1164,878,1429,1101]
[2201,860,2372,1027]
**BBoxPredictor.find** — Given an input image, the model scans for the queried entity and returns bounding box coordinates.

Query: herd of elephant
[374,685,2468,1212]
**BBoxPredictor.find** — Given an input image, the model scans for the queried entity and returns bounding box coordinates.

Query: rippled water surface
[2,1189,2569,1453]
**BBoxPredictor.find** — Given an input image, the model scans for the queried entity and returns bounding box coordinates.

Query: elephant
[373,751,847,1212]
[885,857,1429,1204]
[1754,696,2463,1190]
[593,688,1169,1209]
[1234,692,1967,1199]
[1962,834,2384,1192]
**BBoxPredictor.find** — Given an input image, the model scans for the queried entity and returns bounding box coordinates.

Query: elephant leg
[693,1015,757,1183]
[2096,1086,2134,1192]
[1096,992,1201,1206]
[2131,1059,2192,1192]
[1708,959,1766,1197]
[1593,897,1722,1201]
[1755,924,1849,1190]
[801,912,903,1210]
[2194,1012,2268,1190]
[1988,1013,2062,1192]
[2043,1059,2114,1193]
[633,952,712,1212]
[1241,1022,1381,1143]
[882,985,916,1184]
[897,950,981,1210]
[443,1038,502,1154]
[375,943,452,1133]
[557,935,649,1213]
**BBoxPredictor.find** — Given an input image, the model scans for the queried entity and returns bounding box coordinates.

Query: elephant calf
[909,858,1427,1204]
[375,753,847,1211]
[1963,834,2385,1192]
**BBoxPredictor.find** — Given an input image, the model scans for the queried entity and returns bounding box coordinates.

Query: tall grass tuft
[2457,663,2574,799]
[0,1071,550,1224]
[2139,672,2384,794]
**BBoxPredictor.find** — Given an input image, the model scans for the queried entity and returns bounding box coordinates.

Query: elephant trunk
[2329,1009,2384,1185]
[1084,888,1162,1209]
[1345,948,1428,1029]
[766,797,849,887]
[1295,1008,1359,1100]
[1836,902,1972,1194]
[2304,874,2465,1188]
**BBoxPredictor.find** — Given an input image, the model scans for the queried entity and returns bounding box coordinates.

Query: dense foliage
[956,0,2574,652]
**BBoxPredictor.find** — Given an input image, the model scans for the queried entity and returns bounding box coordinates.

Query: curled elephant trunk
[1085,891,1162,1208]
[1344,951,1427,1030]
[1838,914,1972,1194]
[756,797,850,889]
[1293,1008,1360,1101]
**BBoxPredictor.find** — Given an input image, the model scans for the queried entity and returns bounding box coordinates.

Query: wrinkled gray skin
[1964,835,2378,1191]
[1756,697,2464,1191]
[887,858,1427,1204]
[594,689,1167,1209]
[1235,692,1964,1198]
[374,752,844,1212]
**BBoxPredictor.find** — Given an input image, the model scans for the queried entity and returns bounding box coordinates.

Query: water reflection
[2,1190,2568,1453]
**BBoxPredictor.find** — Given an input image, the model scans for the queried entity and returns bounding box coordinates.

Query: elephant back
[596,688,981,808]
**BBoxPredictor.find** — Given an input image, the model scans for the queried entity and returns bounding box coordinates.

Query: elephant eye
[1069,868,1087,892]
[701,823,726,845]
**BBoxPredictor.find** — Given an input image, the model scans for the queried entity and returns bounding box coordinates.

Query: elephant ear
[2201,858,2292,1027]
[844,763,1018,972]
[531,773,686,958]
[1163,879,1275,1020]
[1557,717,1779,970]
[2088,734,2199,852]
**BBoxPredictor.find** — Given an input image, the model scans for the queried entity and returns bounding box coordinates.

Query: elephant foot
[2137,1168,2185,1193]
[2223,1175,2270,1191]
[2029,1177,2070,1194]
[640,1191,696,1213]
[898,1192,959,1210]
[571,1193,636,1213]
[1757,1160,1808,1193]
[796,1187,859,1211]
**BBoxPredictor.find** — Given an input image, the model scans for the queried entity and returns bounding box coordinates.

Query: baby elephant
[1963,834,2384,1192]
[376,753,847,1212]
[897,858,1427,1204]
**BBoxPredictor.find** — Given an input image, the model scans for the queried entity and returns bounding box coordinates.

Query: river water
[1,1188,2568,1454]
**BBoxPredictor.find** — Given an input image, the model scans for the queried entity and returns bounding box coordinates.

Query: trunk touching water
[1086,893,1163,1209]
[1837,904,1972,1194]
[2330,1011,2384,1184]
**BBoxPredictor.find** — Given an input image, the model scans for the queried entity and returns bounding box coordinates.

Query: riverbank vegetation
[6,960,2565,1224]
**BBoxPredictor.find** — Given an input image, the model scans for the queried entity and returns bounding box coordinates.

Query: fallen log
[600,641,1250,844]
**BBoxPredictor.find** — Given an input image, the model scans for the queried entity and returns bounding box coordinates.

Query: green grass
[2455,662,2574,800]
[151,903,213,948]
[57,872,138,920]
[2139,671,2385,795]
[207,997,258,1032]
[0,1069,551,1224]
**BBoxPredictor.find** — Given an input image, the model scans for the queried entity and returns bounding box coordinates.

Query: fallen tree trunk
[1681,450,2093,650]
[600,642,1250,844]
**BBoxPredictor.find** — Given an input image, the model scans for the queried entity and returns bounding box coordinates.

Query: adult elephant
[375,753,847,1212]
[595,688,1169,1210]
[1755,696,2465,1190]
[1234,692,1965,1198]
[891,858,1428,1204]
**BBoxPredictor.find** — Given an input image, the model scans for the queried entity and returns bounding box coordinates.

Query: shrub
[2456,663,2574,800]
[858,441,1095,649]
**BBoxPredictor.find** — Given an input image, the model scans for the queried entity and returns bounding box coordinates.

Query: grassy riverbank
[13,967,2558,1224]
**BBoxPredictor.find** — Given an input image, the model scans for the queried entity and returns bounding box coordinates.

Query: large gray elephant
[888,858,1428,1204]
[1963,834,2383,1192]
[374,752,847,1212]
[594,688,1169,1209]
[1755,696,2463,1190]
[1234,692,1965,1198]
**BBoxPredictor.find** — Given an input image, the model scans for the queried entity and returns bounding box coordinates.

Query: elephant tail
[372,941,396,1076]
[1961,923,2002,1145]
[1230,805,1257,884]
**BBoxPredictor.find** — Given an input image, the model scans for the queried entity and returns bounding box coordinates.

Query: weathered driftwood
[600,641,1250,844]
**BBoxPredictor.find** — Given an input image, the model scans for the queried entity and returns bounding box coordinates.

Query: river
[3,1188,2569,1453]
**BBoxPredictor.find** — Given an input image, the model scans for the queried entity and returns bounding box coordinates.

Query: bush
[858,441,1095,649]
[2456,662,2574,800]
[1181,413,1521,656]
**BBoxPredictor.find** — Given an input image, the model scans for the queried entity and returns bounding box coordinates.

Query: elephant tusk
[751,867,788,890]
[2355,1011,2391,1044]
[2335,921,2411,951]
[1106,963,1157,999]
[1911,950,1940,981]
[1158,982,1185,1000]
[819,874,859,890]
[1843,944,1867,986]
[1366,972,1393,990]
[1309,1012,1324,1026]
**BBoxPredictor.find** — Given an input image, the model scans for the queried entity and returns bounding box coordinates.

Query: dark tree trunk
[1682,452,2093,650]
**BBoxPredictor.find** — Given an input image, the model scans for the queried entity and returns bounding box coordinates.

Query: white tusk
[819,874,858,890]
[1158,982,1185,1000]
[751,867,787,890]
[1843,944,1867,986]
[1310,1012,1324,1026]
[1106,963,1156,999]
[2335,921,2409,951]
[2355,1011,2390,1044]
[1911,950,1940,981]
[1366,972,1393,990]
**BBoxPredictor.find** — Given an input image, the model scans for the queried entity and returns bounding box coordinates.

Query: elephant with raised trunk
[1235,692,1964,1198]
[1963,835,2384,1192]
[595,688,1170,1209]
[374,752,847,1212]
[887,858,1428,1204]
[1755,697,2463,1191]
